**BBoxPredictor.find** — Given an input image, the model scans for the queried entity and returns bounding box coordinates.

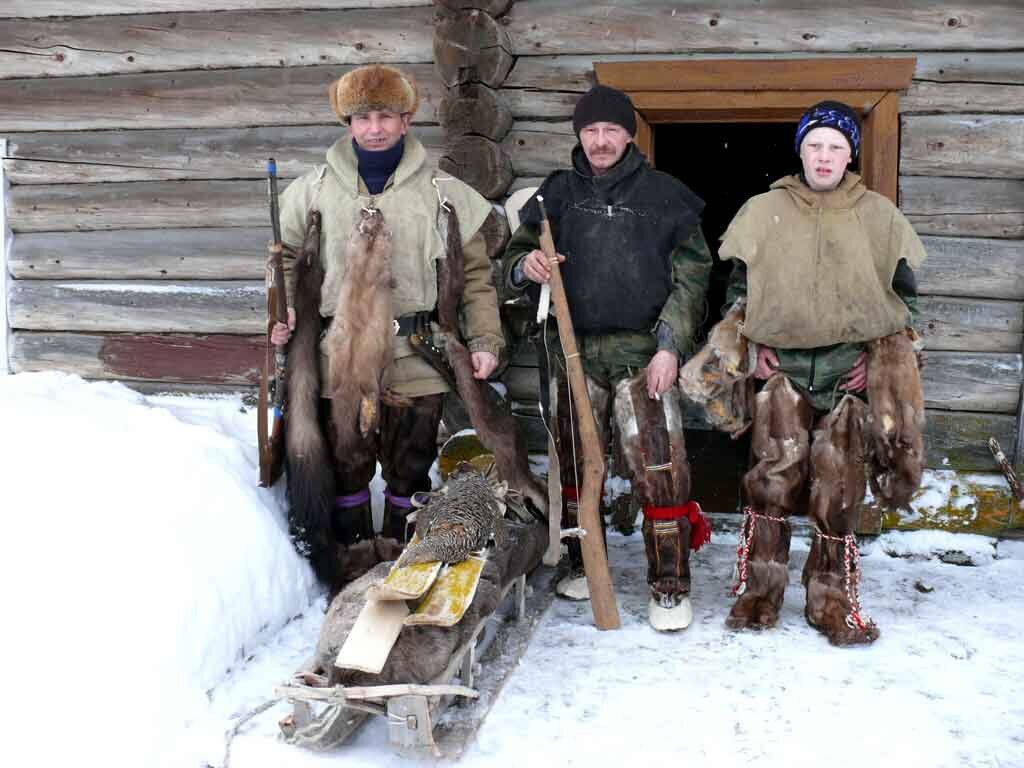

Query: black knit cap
[572,85,637,136]
[794,100,862,158]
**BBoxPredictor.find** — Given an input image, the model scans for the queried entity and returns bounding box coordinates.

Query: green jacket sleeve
[656,227,713,358]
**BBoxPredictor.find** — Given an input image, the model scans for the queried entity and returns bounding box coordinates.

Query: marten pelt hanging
[284,210,341,587]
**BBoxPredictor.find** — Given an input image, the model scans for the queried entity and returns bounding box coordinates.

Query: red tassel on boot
[643,500,712,551]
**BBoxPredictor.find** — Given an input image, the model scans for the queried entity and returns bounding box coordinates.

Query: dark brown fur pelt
[807,395,868,534]
[326,208,395,472]
[865,330,925,509]
[284,210,342,588]
[802,534,880,646]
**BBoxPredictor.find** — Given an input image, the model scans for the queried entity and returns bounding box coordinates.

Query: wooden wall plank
[8,228,268,279]
[8,279,264,333]
[0,8,434,79]
[917,297,1023,353]
[502,125,574,177]
[4,125,445,184]
[916,236,1024,301]
[901,176,1024,239]
[10,330,262,385]
[860,90,898,203]
[922,410,1018,471]
[1,1,432,18]
[0,64,442,132]
[920,351,1021,413]
[901,81,1024,114]
[901,115,1024,179]
[503,2,1024,56]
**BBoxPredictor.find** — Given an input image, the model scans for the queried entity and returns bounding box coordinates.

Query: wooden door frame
[595,57,915,204]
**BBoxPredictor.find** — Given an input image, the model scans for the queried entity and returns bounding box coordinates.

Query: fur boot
[642,516,693,630]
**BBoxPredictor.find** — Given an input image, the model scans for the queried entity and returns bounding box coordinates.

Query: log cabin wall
[432,0,1024,473]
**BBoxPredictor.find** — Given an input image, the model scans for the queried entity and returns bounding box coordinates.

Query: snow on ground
[2,372,1022,768]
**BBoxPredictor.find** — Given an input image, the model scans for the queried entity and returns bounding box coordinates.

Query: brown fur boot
[642,516,693,630]
[803,532,879,645]
[726,508,792,630]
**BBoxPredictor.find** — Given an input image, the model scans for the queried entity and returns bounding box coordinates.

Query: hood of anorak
[771,171,868,210]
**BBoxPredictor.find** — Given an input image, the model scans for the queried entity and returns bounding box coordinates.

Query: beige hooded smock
[278,134,503,397]
[719,172,926,349]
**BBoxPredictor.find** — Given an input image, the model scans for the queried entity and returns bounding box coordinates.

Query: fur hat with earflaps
[329,65,420,122]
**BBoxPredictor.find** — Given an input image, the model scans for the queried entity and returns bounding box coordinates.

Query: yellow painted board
[405,552,487,628]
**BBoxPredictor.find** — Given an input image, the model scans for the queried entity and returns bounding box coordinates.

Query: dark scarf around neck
[354,136,405,195]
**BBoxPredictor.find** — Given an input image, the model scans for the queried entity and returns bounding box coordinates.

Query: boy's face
[579,121,632,175]
[349,109,410,152]
[799,126,853,191]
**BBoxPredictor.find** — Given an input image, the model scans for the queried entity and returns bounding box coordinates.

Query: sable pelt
[284,210,342,588]
[807,395,868,534]
[307,520,547,685]
[678,298,752,438]
[326,208,396,471]
[744,374,812,516]
[865,329,925,509]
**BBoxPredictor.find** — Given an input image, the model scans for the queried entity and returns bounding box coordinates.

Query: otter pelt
[678,298,753,438]
[325,208,400,468]
[436,205,548,517]
[283,210,342,588]
[865,330,925,509]
[307,520,547,685]
[807,395,868,534]
[743,374,813,516]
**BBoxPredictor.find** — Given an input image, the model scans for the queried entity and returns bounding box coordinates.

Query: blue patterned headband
[794,105,861,158]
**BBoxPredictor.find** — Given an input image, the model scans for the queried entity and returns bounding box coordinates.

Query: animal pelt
[307,519,547,686]
[612,371,689,507]
[743,374,813,516]
[326,208,396,471]
[435,205,548,518]
[678,298,753,438]
[865,329,925,509]
[284,210,341,588]
[807,395,868,534]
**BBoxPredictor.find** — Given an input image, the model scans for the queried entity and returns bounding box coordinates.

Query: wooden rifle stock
[536,196,620,630]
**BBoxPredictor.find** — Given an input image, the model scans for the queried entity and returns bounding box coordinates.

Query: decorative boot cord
[732,506,786,596]
[813,528,875,632]
[643,501,711,551]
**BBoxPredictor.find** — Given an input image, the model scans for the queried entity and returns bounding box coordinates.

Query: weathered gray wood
[502,126,575,177]
[902,81,1024,114]
[8,279,264,333]
[0,8,434,79]
[10,330,263,385]
[8,228,269,279]
[435,0,514,15]
[901,115,1024,179]
[0,64,441,132]
[913,52,1024,84]
[1,1,432,18]
[434,9,514,88]
[502,89,580,121]
[503,2,1024,55]
[917,297,1023,353]
[0,137,9,374]
[439,136,513,199]
[923,409,1019,471]
[439,84,513,140]
[4,126,446,185]
[921,351,1021,413]
[901,176,1024,239]
[917,236,1024,301]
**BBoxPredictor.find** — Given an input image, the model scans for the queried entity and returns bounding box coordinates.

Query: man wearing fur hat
[716,100,926,645]
[503,85,713,631]
[270,65,503,587]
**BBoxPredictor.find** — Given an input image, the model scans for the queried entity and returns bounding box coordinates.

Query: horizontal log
[1,1,432,18]
[901,115,1024,179]
[4,125,445,184]
[8,228,269,279]
[923,410,1019,471]
[917,296,1023,353]
[8,279,265,333]
[502,125,574,177]
[901,176,1024,239]
[0,64,441,132]
[503,2,1024,55]
[901,81,1024,114]
[0,8,434,79]
[917,236,1024,300]
[921,351,1021,413]
[10,331,263,385]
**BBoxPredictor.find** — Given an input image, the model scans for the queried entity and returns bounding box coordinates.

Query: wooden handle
[537,197,620,631]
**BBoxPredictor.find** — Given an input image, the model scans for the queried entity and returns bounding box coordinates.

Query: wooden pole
[536,196,620,631]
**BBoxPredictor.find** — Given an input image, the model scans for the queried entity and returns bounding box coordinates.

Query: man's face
[579,121,632,175]
[799,126,853,191]
[349,109,411,151]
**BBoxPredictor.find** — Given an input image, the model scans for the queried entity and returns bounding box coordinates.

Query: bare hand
[471,351,499,380]
[646,350,679,399]
[753,344,779,380]
[270,307,295,346]
[520,248,566,284]
[840,351,868,392]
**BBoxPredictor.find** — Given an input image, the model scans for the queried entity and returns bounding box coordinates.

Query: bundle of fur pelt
[808,395,868,532]
[744,374,812,516]
[308,520,547,686]
[678,299,753,437]
[284,210,340,588]
[865,329,925,509]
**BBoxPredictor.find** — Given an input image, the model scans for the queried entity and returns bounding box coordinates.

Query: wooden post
[861,91,900,205]
[1,138,10,375]
[536,197,620,631]
[634,111,654,165]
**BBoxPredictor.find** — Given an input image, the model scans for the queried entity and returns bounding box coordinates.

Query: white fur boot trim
[555,573,590,601]
[648,596,693,631]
